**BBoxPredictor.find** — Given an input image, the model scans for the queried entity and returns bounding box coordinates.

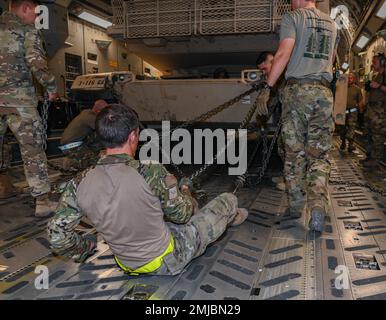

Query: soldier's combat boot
[340,140,346,151]
[284,208,302,219]
[35,194,58,218]
[309,206,326,233]
[272,176,286,191]
[230,208,248,227]
[0,171,18,200]
[348,145,355,153]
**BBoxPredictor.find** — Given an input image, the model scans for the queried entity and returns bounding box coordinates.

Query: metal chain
[232,101,282,193]
[257,118,282,183]
[173,83,262,132]
[188,93,262,181]
[41,97,50,151]
[47,161,79,175]
[233,137,262,193]
[164,82,263,179]
[235,116,282,193]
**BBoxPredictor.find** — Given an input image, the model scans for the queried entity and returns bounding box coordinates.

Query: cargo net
[125,0,193,38]
[198,0,272,35]
[111,0,292,39]
[273,0,291,31]
[111,0,126,33]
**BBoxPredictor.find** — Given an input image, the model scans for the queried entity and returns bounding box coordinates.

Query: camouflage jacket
[0,11,57,108]
[47,154,194,257]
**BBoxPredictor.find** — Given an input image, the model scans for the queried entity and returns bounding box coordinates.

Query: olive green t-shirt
[60,109,96,145]
[347,85,363,108]
[368,72,386,103]
[280,7,338,82]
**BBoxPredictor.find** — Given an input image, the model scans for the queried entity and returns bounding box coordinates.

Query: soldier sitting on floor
[59,99,108,171]
[48,103,248,275]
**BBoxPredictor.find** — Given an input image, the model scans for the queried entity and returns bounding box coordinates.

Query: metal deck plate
[1,141,386,300]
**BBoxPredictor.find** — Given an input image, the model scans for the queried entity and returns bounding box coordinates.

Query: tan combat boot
[35,194,58,218]
[230,208,249,227]
[272,176,286,191]
[0,171,18,200]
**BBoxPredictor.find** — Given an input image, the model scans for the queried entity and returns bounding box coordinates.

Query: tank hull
[115,79,259,123]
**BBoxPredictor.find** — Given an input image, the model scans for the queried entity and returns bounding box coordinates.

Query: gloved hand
[179,177,193,193]
[255,84,271,116]
[71,234,97,263]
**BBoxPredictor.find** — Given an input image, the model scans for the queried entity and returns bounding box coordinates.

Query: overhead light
[77,11,112,29]
[376,0,386,19]
[355,35,370,49]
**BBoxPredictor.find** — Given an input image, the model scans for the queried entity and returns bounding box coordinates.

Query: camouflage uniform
[340,84,362,149]
[61,136,101,172]
[365,101,386,161]
[0,11,57,196]
[156,192,238,275]
[60,110,101,171]
[365,72,386,161]
[342,112,357,146]
[47,154,238,275]
[281,84,334,213]
[279,8,337,216]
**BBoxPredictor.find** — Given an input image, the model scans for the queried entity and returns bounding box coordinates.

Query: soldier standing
[340,73,363,153]
[256,0,338,232]
[0,0,59,216]
[47,104,249,272]
[362,54,386,168]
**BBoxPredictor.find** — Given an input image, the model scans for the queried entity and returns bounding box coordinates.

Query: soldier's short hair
[11,0,40,8]
[256,52,274,66]
[96,104,140,148]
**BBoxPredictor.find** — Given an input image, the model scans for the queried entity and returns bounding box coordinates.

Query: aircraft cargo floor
[0,139,385,300]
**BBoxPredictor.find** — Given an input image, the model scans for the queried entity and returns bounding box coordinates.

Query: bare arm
[267,38,295,87]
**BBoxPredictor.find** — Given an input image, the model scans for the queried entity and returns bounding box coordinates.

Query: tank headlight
[241,69,263,84]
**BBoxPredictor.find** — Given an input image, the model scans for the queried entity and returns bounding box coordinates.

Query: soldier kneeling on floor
[59,99,108,172]
[47,104,248,275]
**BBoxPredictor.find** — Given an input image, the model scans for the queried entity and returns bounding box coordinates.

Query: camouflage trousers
[281,84,334,213]
[277,133,285,163]
[274,103,285,163]
[62,144,100,172]
[152,193,238,275]
[339,110,358,148]
[364,101,386,161]
[0,107,50,197]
